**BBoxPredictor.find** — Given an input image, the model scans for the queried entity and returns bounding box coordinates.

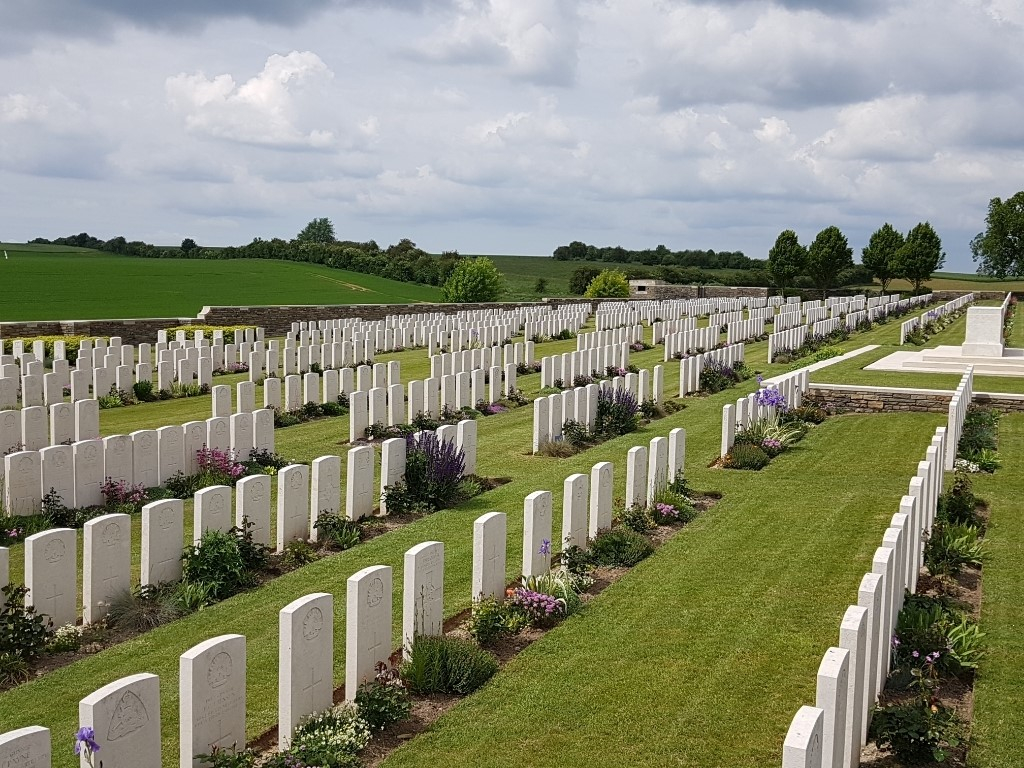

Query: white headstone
[279,593,334,748]
[457,419,477,477]
[235,474,271,547]
[839,605,868,766]
[561,473,589,550]
[403,541,444,657]
[132,429,159,488]
[816,647,850,768]
[193,485,233,543]
[345,445,375,521]
[4,450,42,516]
[668,427,686,483]
[80,673,161,768]
[349,390,369,443]
[472,511,507,601]
[276,464,310,551]
[646,435,669,501]
[345,565,393,700]
[310,455,341,540]
[142,499,185,586]
[73,438,104,508]
[25,527,77,627]
[212,385,231,418]
[379,437,406,516]
[183,421,207,475]
[40,445,74,508]
[523,490,553,577]
[0,726,51,768]
[588,461,613,537]
[782,705,825,768]
[625,445,648,510]
[83,513,131,624]
[205,417,230,454]
[179,634,246,768]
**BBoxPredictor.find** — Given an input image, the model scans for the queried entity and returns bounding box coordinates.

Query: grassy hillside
[0,244,441,321]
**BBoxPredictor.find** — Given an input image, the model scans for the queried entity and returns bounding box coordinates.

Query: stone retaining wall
[0,299,600,345]
[806,384,1024,414]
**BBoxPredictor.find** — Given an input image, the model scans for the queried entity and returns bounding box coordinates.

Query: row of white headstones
[0,420,480,631]
[898,293,975,345]
[0,428,686,768]
[1,409,277,515]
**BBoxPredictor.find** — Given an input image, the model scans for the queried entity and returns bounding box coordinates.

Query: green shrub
[870,700,963,764]
[281,539,318,567]
[957,406,999,456]
[133,379,157,402]
[587,527,655,567]
[937,472,982,528]
[616,501,655,533]
[786,405,828,424]
[401,634,499,695]
[0,584,53,666]
[355,678,411,732]
[468,597,530,645]
[165,470,204,499]
[180,525,269,603]
[722,443,771,470]
[925,523,985,577]
[313,512,363,550]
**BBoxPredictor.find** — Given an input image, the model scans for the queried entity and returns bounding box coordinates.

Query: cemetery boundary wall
[0,299,599,345]
[805,383,1024,414]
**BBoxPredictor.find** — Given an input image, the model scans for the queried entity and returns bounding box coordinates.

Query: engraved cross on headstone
[302,665,327,711]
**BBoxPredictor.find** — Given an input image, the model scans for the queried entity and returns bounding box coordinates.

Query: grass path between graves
[3,309,1022,767]
[380,411,947,768]
[965,415,1024,768]
[1009,300,1023,348]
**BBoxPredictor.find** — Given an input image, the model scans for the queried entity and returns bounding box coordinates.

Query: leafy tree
[970,191,1024,277]
[583,269,630,298]
[440,257,503,303]
[535,278,548,294]
[765,230,806,298]
[295,217,335,244]
[805,226,853,299]
[181,237,199,253]
[860,223,904,293]
[894,222,945,293]
[568,268,601,295]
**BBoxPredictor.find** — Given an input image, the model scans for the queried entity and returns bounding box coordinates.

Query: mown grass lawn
[1,309,1021,767]
[964,416,1024,768]
[0,245,441,321]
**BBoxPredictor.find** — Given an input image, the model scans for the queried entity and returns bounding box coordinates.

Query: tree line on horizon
[29,218,462,288]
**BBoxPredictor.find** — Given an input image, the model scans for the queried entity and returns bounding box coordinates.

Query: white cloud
[413,0,581,86]
[165,51,336,148]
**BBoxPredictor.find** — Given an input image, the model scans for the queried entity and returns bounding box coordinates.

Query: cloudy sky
[1,0,1022,270]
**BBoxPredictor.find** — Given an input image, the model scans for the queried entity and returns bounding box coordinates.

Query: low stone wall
[199,298,599,335]
[634,285,770,300]
[806,384,1024,414]
[0,299,600,344]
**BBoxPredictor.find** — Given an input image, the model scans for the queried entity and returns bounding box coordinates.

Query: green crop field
[0,244,441,321]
